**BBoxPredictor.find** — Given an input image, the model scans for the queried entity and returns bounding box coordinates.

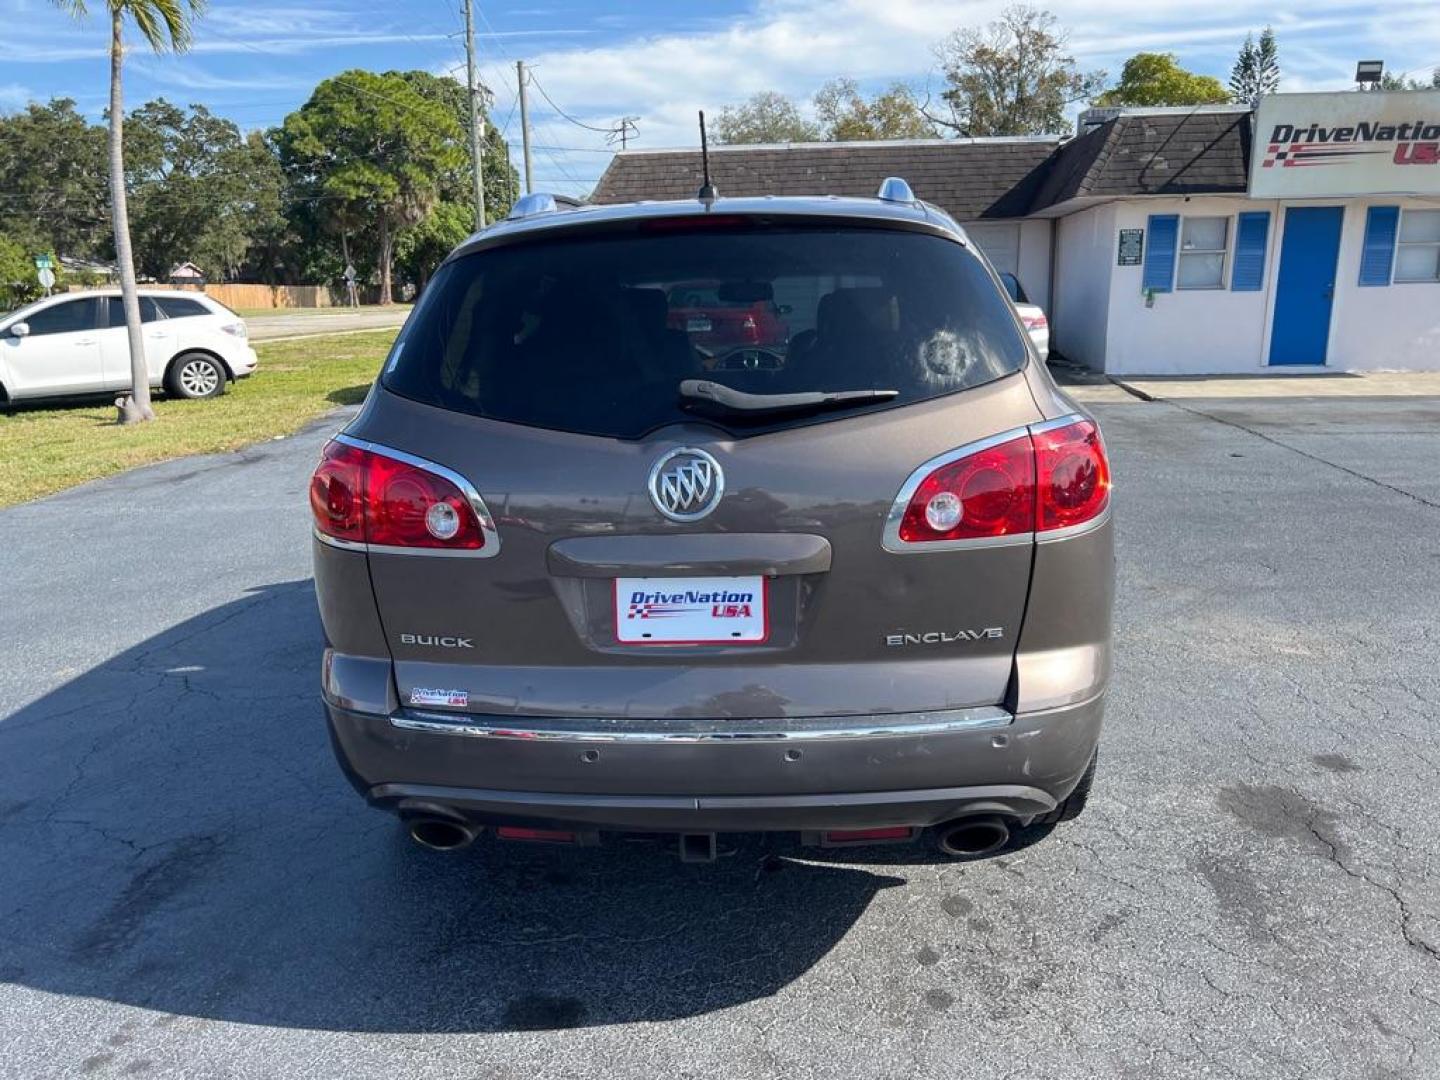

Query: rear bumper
[326,693,1104,832]
[230,346,258,377]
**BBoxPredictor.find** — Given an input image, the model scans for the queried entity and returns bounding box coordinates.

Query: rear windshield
[383,224,1028,439]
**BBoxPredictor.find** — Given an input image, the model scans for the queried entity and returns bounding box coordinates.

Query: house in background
[591,91,1440,375]
[58,255,119,283]
[168,262,205,286]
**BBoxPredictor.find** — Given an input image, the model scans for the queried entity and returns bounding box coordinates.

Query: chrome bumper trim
[390,705,1014,743]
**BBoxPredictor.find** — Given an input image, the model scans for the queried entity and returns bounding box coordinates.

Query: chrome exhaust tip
[936,815,1011,859]
[408,816,479,852]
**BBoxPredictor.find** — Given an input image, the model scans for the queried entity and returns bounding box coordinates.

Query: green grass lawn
[0,329,396,508]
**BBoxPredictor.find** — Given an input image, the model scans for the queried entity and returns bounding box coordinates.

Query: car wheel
[1041,750,1097,824]
[166,353,227,399]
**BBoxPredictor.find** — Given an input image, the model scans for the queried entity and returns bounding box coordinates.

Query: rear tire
[165,353,227,399]
[1041,750,1096,824]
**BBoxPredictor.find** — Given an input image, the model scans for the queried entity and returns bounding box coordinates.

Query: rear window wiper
[678,379,899,415]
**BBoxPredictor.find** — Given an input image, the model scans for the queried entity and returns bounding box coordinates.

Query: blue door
[1269,206,1343,366]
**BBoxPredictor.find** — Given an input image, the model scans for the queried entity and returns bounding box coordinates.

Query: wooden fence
[146,283,335,310]
[64,282,394,308]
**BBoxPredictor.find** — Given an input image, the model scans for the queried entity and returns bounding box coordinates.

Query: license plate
[615,575,767,644]
[686,317,713,333]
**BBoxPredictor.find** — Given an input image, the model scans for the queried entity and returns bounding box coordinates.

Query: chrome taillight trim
[881,413,1103,553]
[391,704,1013,743]
[314,433,501,559]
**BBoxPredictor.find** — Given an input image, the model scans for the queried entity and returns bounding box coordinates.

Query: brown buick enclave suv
[311,180,1113,862]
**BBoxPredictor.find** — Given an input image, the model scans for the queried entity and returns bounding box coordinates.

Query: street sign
[34,255,53,270]
[37,267,56,290]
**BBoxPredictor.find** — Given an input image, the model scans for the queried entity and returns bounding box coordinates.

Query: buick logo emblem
[648,447,725,522]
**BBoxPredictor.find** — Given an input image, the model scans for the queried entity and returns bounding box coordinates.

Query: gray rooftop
[588,111,1256,220]
[591,138,1061,220]
[1030,109,1253,210]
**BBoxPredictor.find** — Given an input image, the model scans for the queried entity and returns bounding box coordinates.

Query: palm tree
[54,0,206,423]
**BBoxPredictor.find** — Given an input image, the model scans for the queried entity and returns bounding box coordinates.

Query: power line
[525,71,615,134]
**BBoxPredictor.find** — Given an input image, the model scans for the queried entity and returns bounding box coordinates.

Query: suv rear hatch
[346,212,1044,720]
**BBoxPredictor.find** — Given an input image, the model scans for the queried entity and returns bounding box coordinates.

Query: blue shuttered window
[1142,214,1179,292]
[1359,206,1399,287]
[1230,212,1270,291]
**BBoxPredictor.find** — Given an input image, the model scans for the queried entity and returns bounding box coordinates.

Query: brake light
[897,433,1035,544]
[888,417,1109,549]
[309,440,486,551]
[1033,418,1110,531]
[1021,313,1048,331]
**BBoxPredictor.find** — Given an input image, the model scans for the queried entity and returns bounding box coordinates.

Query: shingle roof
[591,138,1060,220]
[1030,110,1252,210]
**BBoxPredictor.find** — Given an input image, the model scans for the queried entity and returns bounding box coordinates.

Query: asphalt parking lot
[1,383,1437,1079]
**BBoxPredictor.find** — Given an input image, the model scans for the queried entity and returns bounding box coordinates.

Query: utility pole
[516,59,534,195]
[462,0,486,227]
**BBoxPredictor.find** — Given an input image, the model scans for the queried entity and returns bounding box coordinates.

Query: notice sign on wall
[1117,228,1143,266]
[1250,90,1440,198]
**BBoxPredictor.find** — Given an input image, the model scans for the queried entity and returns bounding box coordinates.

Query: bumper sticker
[409,687,469,708]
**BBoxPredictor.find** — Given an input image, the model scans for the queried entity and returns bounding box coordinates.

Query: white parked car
[999,272,1050,360]
[0,289,257,405]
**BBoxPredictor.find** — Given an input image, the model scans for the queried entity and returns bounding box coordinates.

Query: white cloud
[0,82,32,109]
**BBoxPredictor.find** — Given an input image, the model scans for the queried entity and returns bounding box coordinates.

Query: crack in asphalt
[1144,395,1440,511]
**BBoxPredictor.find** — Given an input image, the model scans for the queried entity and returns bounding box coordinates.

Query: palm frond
[114,0,207,53]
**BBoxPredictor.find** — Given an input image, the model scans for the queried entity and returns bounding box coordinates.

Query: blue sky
[3,0,1439,195]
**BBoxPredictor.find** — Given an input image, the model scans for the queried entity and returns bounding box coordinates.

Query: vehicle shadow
[325,385,370,406]
[0,579,1004,1034]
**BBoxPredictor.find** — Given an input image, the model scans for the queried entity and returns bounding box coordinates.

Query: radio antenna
[697,110,718,205]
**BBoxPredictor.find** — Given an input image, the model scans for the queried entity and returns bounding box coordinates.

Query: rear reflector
[824,827,915,844]
[886,415,1110,550]
[496,827,577,843]
[310,439,489,552]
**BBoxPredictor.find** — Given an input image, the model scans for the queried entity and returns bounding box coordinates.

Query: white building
[592,91,1440,374]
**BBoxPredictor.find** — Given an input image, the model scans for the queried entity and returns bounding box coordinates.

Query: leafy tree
[397,69,516,227]
[124,100,266,280]
[713,91,820,144]
[0,234,44,310]
[1362,69,1440,92]
[933,5,1104,136]
[1095,53,1229,107]
[1230,27,1279,106]
[0,99,109,261]
[388,71,517,293]
[814,78,937,140]
[52,0,207,424]
[276,70,467,304]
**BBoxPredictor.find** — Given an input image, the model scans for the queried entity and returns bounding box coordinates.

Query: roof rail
[506,192,585,221]
[876,177,916,204]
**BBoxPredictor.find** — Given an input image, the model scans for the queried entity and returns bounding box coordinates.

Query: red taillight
[890,417,1110,548]
[1034,418,1110,532]
[897,433,1035,544]
[310,440,485,551]
[309,442,366,543]
[1021,313,1048,330]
